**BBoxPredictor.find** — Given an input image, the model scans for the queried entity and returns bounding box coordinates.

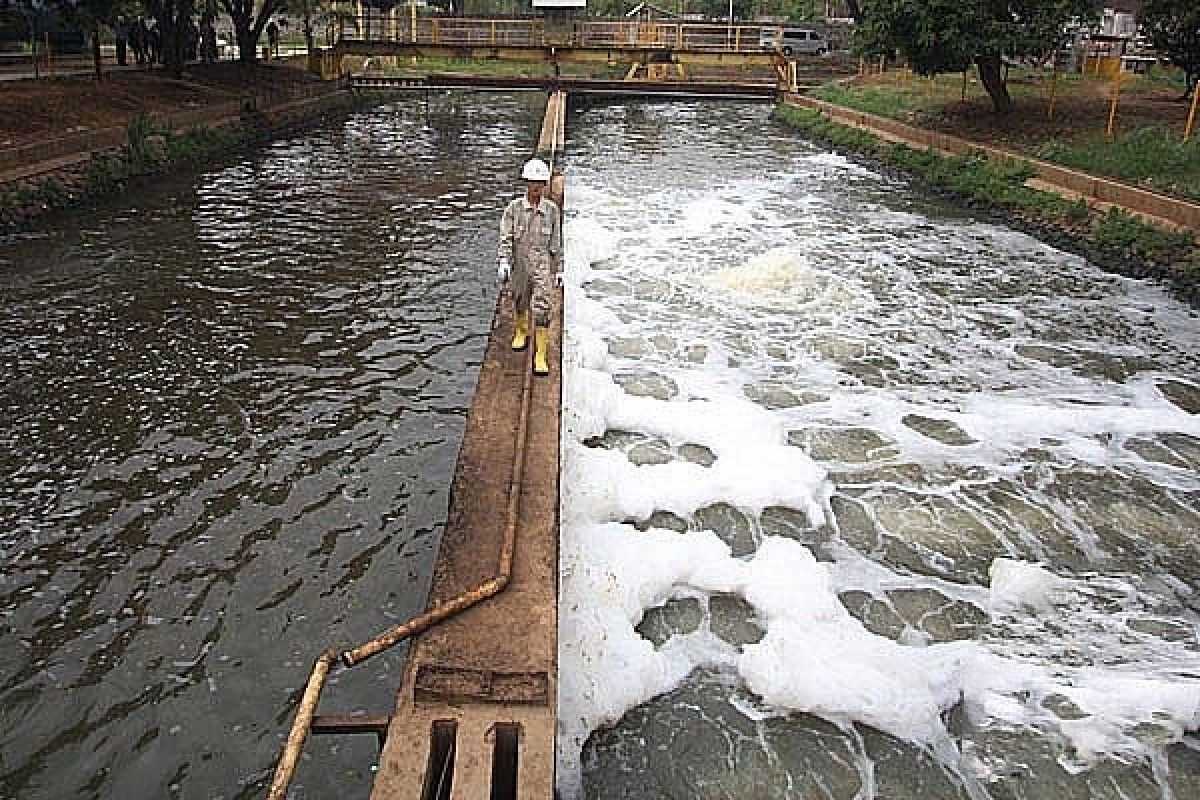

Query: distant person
[146,21,161,65]
[183,16,199,62]
[497,158,562,376]
[129,18,145,65]
[114,17,129,66]
[266,19,280,59]
[200,17,218,63]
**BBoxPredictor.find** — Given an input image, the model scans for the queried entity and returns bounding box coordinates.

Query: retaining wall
[784,93,1200,233]
[0,81,348,185]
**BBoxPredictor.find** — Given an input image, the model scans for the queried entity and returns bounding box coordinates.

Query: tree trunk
[236,22,258,64]
[844,0,861,21]
[302,15,315,54]
[92,24,104,81]
[975,54,1012,114]
[157,12,180,77]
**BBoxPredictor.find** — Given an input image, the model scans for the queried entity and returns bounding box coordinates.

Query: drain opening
[421,720,457,800]
[489,722,521,800]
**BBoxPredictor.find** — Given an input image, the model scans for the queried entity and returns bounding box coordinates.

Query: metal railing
[337,14,774,53]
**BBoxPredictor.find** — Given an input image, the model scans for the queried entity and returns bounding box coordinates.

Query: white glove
[497,258,511,283]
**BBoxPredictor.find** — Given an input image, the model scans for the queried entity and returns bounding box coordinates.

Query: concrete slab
[369,295,562,800]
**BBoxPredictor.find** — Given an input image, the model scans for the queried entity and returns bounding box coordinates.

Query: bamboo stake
[1106,68,1122,140]
[1048,61,1059,119]
[1185,82,1199,143]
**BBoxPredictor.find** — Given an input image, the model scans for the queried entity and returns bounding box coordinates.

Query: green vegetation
[813,74,1200,204]
[1141,0,1200,96]
[810,82,923,118]
[1,104,311,230]
[854,0,1097,113]
[772,103,1197,268]
[1035,128,1200,203]
[1094,208,1196,262]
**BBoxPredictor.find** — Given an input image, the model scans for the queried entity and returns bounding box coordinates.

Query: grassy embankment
[0,94,360,231]
[812,68,1200,203]
[773,102,1198,276]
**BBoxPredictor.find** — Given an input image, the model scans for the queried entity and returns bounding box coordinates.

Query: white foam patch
[556,135,1200,799]
[988,559,1074,615]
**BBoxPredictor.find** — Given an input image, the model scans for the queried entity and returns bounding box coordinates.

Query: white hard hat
[521,158,551,182]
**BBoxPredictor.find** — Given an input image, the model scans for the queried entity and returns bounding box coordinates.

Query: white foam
[988,559,1075,615]
[556,128,1200,799]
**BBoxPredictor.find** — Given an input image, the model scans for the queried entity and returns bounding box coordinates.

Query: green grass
[774,104,1073,217]
[772,103,1197,267]
[811,83,921,120]
[1094,207,1196,261]
[1035,128,1200,203]
[813,72,1200,205]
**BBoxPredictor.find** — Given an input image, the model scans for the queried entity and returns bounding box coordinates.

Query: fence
[338,14,774,53]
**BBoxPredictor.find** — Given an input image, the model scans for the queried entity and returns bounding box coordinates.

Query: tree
[1141,0,1199,98]
[855,0,1098,113]
[2,0,50,78]
[217,0,282,63]
[144,0,197,76]
[54,0,116,80]
[284,0,326,53]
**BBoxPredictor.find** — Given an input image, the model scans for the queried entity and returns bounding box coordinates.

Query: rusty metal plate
[414,664,549,706]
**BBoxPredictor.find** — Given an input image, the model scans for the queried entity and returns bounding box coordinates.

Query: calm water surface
[0,92,542,799]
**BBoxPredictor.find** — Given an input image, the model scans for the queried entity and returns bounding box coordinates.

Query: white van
[763,28,827,57]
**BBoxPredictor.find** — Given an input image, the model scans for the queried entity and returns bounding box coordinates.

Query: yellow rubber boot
[511,310,530,351]
[533,328,550,375]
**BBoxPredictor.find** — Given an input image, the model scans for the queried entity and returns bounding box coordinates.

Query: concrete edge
[0,83,349,185]
[782,93,1200,235]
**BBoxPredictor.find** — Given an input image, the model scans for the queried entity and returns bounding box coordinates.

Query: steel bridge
[322,14,796,71]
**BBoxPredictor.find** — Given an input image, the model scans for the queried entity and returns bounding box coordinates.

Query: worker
[497,158,562,376]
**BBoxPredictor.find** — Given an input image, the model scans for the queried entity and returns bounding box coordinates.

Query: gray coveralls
[498,195,562,327]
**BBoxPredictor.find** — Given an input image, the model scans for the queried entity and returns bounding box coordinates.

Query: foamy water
[557,103,1200,800]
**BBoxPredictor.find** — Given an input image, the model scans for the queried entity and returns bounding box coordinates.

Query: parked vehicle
[761,27,827,57]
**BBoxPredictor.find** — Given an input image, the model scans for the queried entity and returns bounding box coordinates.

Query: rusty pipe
[340,329,535,668]
[267,648,337,800]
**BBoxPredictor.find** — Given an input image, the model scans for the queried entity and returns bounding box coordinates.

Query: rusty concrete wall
[0,83,347,182]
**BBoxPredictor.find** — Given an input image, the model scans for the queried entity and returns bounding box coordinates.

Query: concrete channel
[268,89,567,800]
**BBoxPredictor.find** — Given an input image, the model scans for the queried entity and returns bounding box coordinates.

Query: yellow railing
[340,15,770,53]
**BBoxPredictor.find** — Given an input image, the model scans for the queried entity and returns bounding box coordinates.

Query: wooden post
[677,24,682,49]
[410,0,416,43]
[432,18,438,44]
[878,54,884,75]
[1047,62,1059,120]
[858,56,864,77]
[961,69,968,102]
[45,32,52,76]
[735,26,741,51]
[1106,68,1122,139]
[491,20,496,45]
[1185,83,1199,142]
[29,27,39,80]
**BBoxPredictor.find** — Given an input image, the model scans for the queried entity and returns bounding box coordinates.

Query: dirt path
[0,62,325,149]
